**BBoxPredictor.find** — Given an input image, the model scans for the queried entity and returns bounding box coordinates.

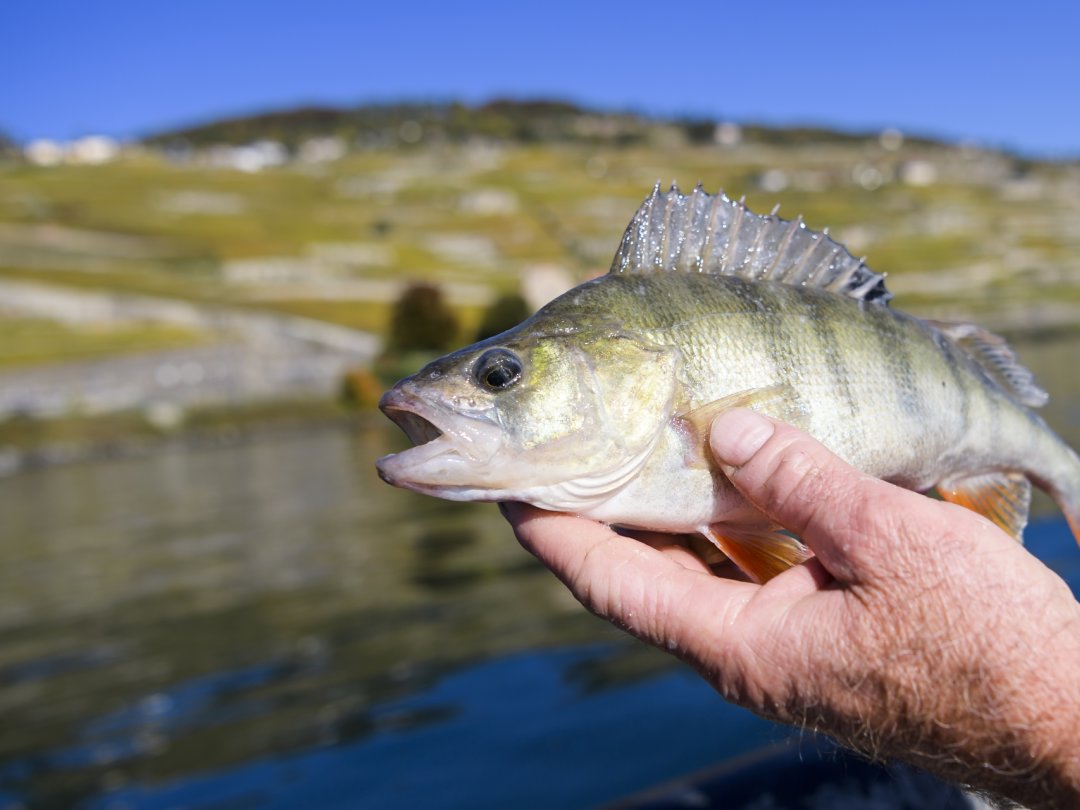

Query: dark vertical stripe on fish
[726,279,785,381]
[872,309,923,419]
[807,297,858,418]
[931,327,972,430]
[757,284,795,383]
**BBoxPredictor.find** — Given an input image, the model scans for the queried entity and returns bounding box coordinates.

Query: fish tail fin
[1044,441,1080,549]
[1052,481,1080,549]
[1066,507,1080,548]
[1056,473,1080,549]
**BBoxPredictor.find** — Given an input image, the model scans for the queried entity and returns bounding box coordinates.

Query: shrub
[388,283,459,352]
[475,293,530,341]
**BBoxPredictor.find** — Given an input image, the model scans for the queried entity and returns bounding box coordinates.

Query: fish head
[376,330,680,505]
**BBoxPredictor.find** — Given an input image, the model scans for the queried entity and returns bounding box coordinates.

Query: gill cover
[491,334,681,509]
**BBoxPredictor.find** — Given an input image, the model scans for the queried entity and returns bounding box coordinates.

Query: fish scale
[576,273,953,482]
[377,185,1080,583]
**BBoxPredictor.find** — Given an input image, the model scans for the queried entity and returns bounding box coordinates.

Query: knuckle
[756,440,839,534]
[570,541,610,615]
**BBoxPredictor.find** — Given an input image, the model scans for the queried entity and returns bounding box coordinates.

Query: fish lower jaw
[377,439,463,484]
[376,434,520,500]
[373,465,513,503]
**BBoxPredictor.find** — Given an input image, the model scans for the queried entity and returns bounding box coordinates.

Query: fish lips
[376,385,504,495]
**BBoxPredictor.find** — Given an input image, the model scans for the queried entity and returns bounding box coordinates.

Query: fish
[376,184,1080,583]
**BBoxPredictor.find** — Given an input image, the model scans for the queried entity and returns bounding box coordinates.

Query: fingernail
[710,409,775,467]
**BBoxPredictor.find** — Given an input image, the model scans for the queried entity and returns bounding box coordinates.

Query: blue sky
[4,0,1079,157]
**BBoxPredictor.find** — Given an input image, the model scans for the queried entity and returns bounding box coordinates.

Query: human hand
[501,408,1080,809]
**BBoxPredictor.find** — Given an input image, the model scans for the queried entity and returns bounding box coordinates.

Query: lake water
[1,333,1078,810]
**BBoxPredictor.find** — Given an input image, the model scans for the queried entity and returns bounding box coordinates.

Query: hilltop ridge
[141,98,948,152]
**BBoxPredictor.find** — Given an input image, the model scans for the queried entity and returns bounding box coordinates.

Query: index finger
[708,408,1002,584]
[501,502,757,660]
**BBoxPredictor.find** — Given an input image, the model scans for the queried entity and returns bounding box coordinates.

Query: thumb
[708,408,926,583]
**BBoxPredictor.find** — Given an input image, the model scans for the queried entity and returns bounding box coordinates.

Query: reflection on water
[0,424,719,809]
[0,333,1078,809]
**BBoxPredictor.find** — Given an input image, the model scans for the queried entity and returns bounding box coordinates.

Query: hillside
[1,99,1078,447]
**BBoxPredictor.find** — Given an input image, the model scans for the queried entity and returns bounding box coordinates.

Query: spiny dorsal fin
[927,320,1049,408]
[609,183,892,305]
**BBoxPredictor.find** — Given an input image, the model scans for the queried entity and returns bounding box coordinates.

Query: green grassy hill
[3,100,1079,374]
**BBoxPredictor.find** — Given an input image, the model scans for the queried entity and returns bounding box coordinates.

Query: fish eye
[475,348,523,391]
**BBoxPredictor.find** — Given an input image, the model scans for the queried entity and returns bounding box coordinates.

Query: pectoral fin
[700,524,812,584]
[678,384,808,468]
[937,471,1031,542]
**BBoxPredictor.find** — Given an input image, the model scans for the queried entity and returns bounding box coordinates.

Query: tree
[475,293,530,341]
[0,129,17,159]
[388,283,459,352]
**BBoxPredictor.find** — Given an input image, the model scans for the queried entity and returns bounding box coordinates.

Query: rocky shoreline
[0,400,380,478]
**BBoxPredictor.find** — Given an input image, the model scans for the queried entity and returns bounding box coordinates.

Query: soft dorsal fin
[609,183,892,305]
[927,320,1049,408]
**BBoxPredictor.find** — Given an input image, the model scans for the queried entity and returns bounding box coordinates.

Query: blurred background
[1,2,1079,808]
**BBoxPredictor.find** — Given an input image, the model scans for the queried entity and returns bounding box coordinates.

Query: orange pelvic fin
[937,471,1031,542]
[700,524,812,584]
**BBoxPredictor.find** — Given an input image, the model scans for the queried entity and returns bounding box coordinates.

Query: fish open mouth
[378,387,454,456]
[376,386,503,494]
[385,406,444,447]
